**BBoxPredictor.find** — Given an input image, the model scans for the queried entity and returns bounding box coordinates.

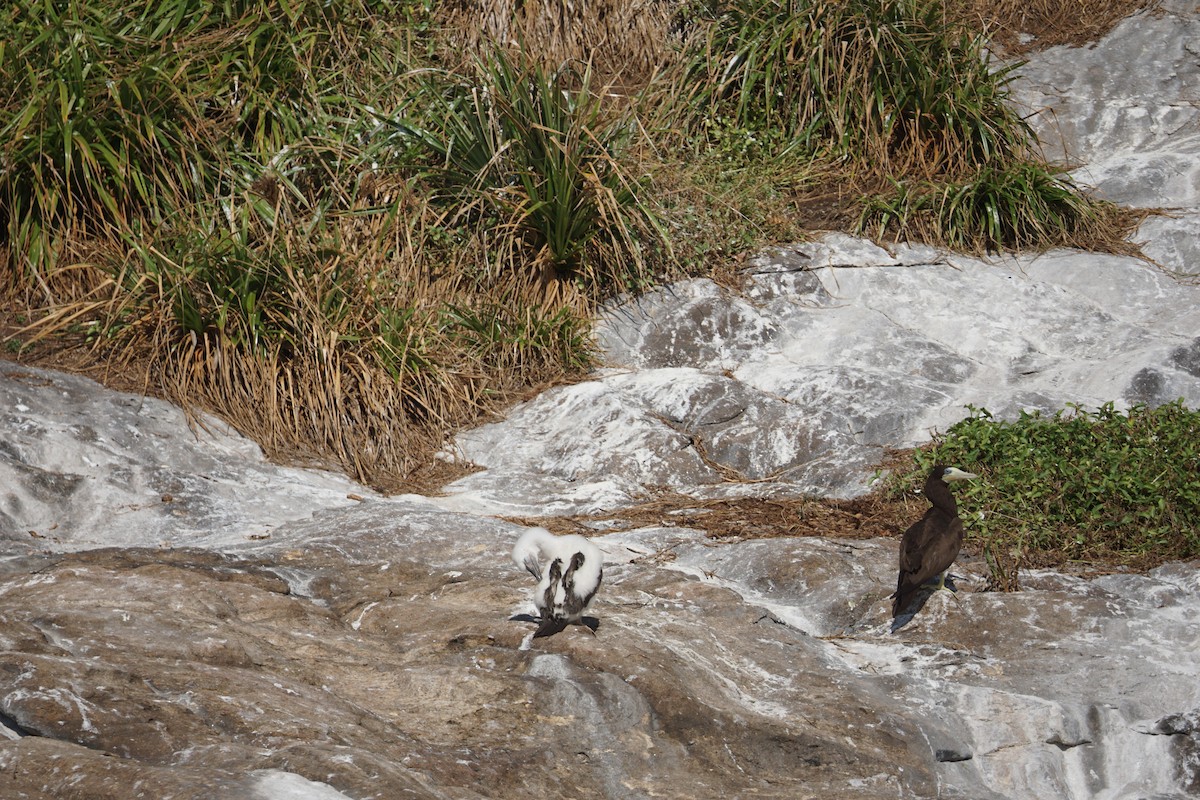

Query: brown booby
[892,465,978,618]
[512,527,603,637]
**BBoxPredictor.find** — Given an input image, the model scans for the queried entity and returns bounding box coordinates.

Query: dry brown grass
[436,0,1152,81]
[438,0,680,86]
[952,0,1158,54]
[508,489,912,542]
[2,165,595,491]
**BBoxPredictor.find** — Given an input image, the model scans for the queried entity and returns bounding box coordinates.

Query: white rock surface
[1012,0,1200,274]
[0,364,371,551]
[443,236,1200,512]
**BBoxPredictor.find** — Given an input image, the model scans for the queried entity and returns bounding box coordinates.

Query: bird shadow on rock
[508,614,600,637]
[890,576,960,634]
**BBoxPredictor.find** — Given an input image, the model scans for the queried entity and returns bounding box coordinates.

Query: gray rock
[1011,0,1200,276]
[597,279,779,370]
[462,228,1170,511]
[443,238,1200,511]
[1,513,1198,798]
[448,2,1200,509]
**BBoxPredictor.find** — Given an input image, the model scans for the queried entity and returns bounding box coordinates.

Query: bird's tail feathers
[533,616,568,638]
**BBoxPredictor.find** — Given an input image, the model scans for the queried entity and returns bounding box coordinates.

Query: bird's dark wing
[898,511,938,573]
[563,565,602,619]
[920,516,964,581]
[521,553,543,581]
[893,510,963,617]
[539,559,563,616]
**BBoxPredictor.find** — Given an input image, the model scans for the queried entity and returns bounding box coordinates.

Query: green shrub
[890,402,1200,577]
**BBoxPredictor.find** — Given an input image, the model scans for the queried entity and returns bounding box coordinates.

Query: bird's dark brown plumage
[891,465,973,618]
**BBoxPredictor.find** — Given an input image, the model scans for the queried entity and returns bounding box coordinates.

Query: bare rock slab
[0,513,934,799]
[1012,0,1200,277]
[2,511,1199,798]
[0,364,369,552]
[443,234,1200,512]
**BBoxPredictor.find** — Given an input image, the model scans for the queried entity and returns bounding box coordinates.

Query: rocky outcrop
[0,363,370,551]
[1011,0,1200,274]
[443,233,1200,514]
[1,507,1197,799]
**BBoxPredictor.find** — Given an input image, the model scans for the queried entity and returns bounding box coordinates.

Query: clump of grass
[857,163,1125,251]
[126,151,604,486]
[655,0,1128,251]
[0,0,394,292]
[669,0,1032,173]
[888,402,1200,585]
[382,45,664,305]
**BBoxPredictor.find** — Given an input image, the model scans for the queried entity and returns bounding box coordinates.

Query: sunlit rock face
[443,233,1200,513]
[1,512,1197,799]
[4,4,1200,800]
[0,363,369,551]
[1011,0,1200,274]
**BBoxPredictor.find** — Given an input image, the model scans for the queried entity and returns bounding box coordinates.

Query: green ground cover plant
[888,402,1200,585]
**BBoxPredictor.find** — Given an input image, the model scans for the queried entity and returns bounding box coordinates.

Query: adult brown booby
[512,527,603,637]
[892,465,978,618]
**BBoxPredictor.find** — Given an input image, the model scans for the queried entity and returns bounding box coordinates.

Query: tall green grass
[382,47,662,301]
[0,0,392,286]
[858,162,1109,250]
[672,0,1031,170]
